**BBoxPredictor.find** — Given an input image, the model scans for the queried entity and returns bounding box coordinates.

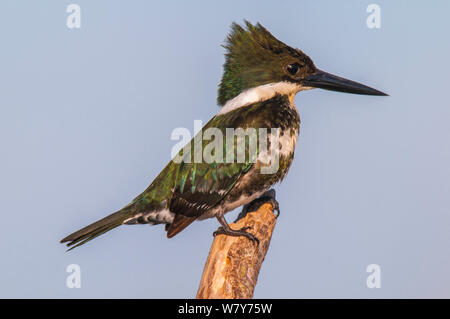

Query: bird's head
[217,21,387,106]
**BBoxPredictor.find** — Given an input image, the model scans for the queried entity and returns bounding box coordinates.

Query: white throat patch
[218,81,303,115]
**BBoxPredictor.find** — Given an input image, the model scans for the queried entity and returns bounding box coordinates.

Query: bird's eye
[286,63,301,75]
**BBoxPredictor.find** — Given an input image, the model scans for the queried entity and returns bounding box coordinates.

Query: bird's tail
[60,206,134,251]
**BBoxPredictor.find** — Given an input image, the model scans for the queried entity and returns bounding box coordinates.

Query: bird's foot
[213,226,259,246]
[241,189,280,218]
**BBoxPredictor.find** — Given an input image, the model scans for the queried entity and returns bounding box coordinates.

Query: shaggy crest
[217,21,316,106]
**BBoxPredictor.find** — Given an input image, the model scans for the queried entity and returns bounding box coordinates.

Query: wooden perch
[196,194,278,299]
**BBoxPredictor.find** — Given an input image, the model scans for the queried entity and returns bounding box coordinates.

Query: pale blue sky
[1,0,449,298]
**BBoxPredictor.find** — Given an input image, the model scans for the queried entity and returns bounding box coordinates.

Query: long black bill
[302,69,388,96]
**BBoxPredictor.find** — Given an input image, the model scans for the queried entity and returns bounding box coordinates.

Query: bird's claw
[212,226,259,246]
[213,227,223,237]
[248,195,280,218]
[268,198,280,218]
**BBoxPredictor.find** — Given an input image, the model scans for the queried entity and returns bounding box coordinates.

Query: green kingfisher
[61,21,387,250]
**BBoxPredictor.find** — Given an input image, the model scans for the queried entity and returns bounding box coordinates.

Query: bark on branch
[196,195,277,299]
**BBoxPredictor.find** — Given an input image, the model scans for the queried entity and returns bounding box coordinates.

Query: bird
[61,21,387,250]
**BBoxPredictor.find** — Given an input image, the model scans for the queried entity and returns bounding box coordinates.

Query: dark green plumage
[139,93,299,217]
[217,21,316,105]
[61,205,135,251]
